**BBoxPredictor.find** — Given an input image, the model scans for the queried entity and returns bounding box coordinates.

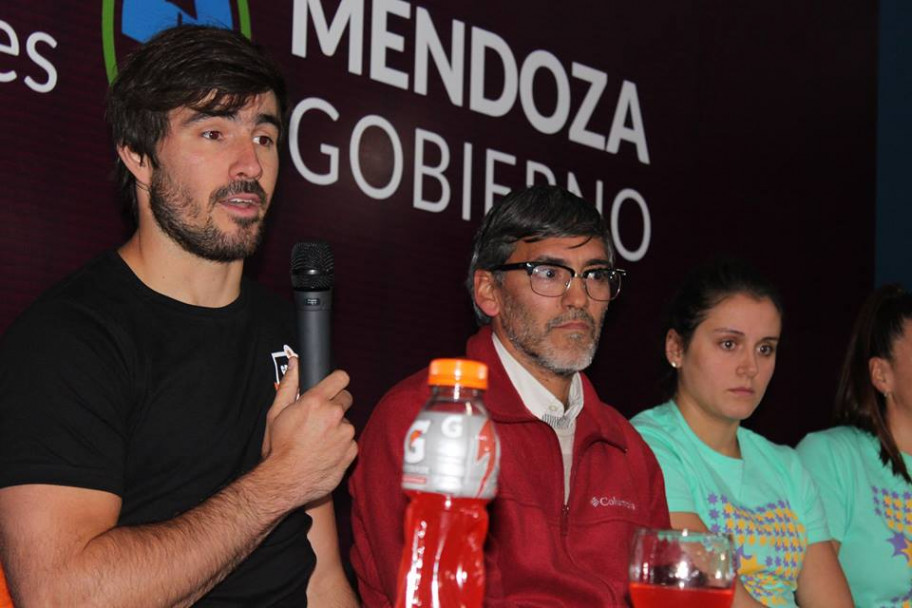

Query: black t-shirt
[0,251,315,605]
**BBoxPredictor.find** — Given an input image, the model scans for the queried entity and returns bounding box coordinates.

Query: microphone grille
[291,241,334,290]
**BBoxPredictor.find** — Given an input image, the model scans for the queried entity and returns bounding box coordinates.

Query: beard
[148,169,268,263]
[499,290,604,377]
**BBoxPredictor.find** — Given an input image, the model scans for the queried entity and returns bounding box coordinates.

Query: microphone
[291,241,334,392]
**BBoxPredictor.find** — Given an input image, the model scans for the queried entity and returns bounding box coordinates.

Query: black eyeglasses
[490,262,626,301]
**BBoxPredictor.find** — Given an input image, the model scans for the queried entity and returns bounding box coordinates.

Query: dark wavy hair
[466,185,614,325]
[660,258,784,400]
[106,25,288,221]
[835,284,912,483]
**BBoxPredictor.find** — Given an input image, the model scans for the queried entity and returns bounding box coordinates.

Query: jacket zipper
[561,428,586,540]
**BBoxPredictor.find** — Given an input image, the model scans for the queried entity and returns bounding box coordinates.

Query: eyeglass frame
[489,261,626,301]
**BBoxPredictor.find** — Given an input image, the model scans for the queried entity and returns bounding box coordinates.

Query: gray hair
[467,185,614,325]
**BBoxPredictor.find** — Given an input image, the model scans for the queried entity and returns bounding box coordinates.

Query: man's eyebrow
[180,110,282,132]
[256,113,282,131]
[181,109,234,126]
[533,255,612,266]
[532,255,571,266]
[583,258,613,267]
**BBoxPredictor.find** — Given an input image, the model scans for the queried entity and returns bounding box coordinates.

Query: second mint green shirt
[632,401,830,607]
[797,426,912,608]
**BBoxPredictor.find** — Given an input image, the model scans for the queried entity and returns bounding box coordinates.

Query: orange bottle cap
[427,358,488,390]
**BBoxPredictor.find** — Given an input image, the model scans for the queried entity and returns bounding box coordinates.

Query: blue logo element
[103,0,251,82]
[122,0,234,43]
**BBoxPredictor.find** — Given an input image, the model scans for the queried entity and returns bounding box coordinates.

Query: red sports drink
[395,359,500,608]
[629,582,734,608]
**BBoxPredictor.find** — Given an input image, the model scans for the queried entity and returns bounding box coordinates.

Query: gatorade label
[402,411,500,499]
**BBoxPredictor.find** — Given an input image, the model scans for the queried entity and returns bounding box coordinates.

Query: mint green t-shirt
[797,426,912,608]
[631,402,830,608]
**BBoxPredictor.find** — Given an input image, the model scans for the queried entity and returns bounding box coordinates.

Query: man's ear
[665,329,685,368]
[116,144,152,190]
[474,270,500,319]
[869,356,894,396]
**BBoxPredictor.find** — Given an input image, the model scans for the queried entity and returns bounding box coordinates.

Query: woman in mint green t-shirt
[632,259,852,608]
[797,285,912,607]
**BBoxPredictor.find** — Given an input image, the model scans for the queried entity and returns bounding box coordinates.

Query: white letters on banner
[569,63,608,151]
[289,98,651,261]
[350,114,404,200]
[519,50,571,135]
[0,19,19,84]
[291,0,650,165]
[607,81,650,164]
[414,128,450,212]
[292,0,364,74]
[289,97,340,185]
[461,143,473,221]
[485,149,516,213]
[414,7,464,106]
[469,26,518,118]
[289,1,653,260]
[526,161,556,186]
[370,0,410,89]
[610,189,651,262]
[0,18,57,93]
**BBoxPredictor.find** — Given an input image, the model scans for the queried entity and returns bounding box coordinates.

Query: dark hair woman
[798,284,912,606]
[632,258,852,608]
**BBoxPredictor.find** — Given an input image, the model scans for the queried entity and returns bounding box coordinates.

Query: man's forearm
[305,498,359,608]
[9,466,292,608]
[306,573,360,608]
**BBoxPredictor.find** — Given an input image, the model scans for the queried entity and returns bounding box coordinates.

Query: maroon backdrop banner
[0,0,877,549]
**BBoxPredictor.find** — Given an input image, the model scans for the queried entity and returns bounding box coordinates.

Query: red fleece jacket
[350,326,670,607]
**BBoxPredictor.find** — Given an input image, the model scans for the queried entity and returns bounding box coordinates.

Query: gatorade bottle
[395,358,501,608]
[0,565,13,608]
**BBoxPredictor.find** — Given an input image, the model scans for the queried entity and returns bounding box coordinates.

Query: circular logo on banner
[101,0,252,83]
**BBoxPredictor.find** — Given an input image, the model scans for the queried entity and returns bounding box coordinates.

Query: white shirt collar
[491,332,584,429]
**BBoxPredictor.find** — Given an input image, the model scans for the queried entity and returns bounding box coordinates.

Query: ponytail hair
[835,284,912,483]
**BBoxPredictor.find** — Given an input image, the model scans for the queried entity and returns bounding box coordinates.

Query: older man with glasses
[349,185,670,607]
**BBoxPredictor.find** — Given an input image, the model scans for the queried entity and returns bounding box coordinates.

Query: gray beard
[500,296,602,377]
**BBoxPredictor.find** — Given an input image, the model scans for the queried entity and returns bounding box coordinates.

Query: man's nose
[561,275,590,308]
[230,138,264,181]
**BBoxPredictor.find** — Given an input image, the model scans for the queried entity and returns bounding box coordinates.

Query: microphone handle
[294,289,332,392]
